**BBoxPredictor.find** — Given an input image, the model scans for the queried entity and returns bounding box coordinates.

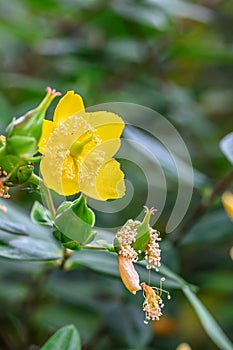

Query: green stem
[28,172,41,186]
[24,156,42,163]
[172,168,233,246]
[29,173,56,219]
[29,173,70,268]
[59,247,72,269]
[43,185,56,219]
[81,244,114,251]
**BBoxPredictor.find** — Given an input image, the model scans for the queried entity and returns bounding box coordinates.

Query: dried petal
[118,255,141,294]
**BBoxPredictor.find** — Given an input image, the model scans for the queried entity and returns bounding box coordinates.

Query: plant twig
[59,247,72,269]
[172,168,233,246]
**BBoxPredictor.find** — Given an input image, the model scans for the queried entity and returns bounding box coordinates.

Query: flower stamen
[141,279,171,324]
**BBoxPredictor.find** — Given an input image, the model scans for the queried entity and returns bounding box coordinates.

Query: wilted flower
[118,255,141,294]
[141,282,164,323]
[141,281,171,324]
[116,207,163,295]
[39,90,125,200]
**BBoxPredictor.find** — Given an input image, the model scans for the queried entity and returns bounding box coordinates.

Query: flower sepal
[131,208,154,259]
[54,194,96,247]
[6,135,37,157]
[0,154,33,186]
[114,208,155,261]
[53,228,82,250]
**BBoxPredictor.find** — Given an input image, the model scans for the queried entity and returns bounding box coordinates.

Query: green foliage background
[0,0,233,349]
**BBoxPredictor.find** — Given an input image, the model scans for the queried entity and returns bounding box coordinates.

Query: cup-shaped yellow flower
[39,90,125,200]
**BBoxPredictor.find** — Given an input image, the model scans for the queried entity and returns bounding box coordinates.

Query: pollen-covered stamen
[145,227,161,270]
[0,168,10,199]
[116,219,140,261]
[79,148,106,188]
[43,115,93,179]
[141,282,163,323]
[141,278,171,324]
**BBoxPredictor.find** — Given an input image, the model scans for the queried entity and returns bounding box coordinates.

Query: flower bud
[6,87,61,156]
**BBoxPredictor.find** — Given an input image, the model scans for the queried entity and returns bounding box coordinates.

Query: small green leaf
[220,132,233,165]
[40,324,81,350]
[53,228,81,250]
[31,201,53,226]
[183,286,233,350]
[54,195,95,245]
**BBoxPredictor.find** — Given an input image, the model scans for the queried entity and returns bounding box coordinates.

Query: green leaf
[183,286,233,350]
[67,250,181,289]
[40,324,81,350]
[180,209,233,246]
[31,201,53,226]
[0,237,62,261]
[0,219,28,235]
[102,302,151,347]
[0,198,63,261]
[220,132,233,165]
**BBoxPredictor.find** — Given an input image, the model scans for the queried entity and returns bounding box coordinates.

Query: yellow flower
[39,90,125,200]
[222,191,233,221]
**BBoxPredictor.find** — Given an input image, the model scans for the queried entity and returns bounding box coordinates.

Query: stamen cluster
[116,219,140,261]
[145,227,161,270]
[0,169,10,198]
[141,281,171,324]
[143,296,163,323]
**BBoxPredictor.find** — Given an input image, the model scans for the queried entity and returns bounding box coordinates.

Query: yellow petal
[54,90,85,124]
[41,153,80,196]
[118,255,141,295]
[95,159,125,200]
[38,120,57,154]
[88,111,125,142]
[40,156,63,194]
[222,191,233,221]
[61,156,80,196]
[78,139,122,200]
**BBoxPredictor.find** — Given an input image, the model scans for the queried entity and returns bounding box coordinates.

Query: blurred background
[0,0,233,349]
